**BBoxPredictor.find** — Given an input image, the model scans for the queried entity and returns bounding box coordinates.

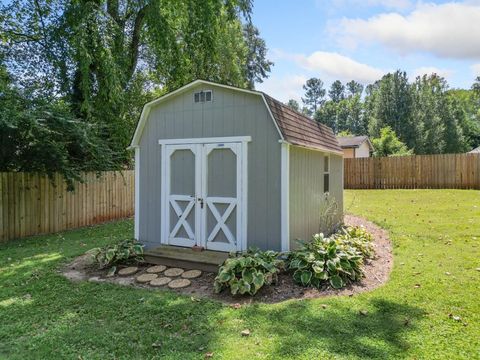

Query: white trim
[241,140,248,252]
[160,139,248,252]
[281,140,344,156]
[158,136,251,146]
[260,94,284,141]
[280,142,290,252]
[129,79,267,148]
[134,147,140,240]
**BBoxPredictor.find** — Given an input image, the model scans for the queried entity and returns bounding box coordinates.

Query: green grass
[1,190,479,359]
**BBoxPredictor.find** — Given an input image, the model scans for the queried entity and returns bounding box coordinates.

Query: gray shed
[129,80,343,265]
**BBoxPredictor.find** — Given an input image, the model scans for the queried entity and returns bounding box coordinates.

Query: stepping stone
[118,266,138,276]
[146,265,167,274]
[164,268,184,277]
[182,270,202,279]
[136,273,158,283]
[150,277,172,287]
[168,278,191,289]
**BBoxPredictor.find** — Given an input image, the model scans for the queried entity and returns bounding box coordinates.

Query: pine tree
[302,78,326,116]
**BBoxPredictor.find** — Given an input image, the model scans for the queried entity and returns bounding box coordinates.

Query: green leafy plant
[88,239,144,274]
[287,233,365,289]
[335,226,375,259]
[214,249,284,296]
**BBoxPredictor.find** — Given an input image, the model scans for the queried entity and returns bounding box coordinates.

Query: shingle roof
[263,94,342,154]
[468,146,480,153]
[337,135,371,149]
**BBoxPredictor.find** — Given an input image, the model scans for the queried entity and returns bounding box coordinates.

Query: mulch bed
[62,215,393,304]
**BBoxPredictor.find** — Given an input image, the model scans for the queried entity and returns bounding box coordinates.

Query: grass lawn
[1,190,479,359]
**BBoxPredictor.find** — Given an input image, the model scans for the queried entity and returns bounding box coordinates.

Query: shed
[129,80,343,267]
[337,135,373,158]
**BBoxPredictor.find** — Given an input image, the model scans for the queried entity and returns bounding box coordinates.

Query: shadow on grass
[243,297,425,359]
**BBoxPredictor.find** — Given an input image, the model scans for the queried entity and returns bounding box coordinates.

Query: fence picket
[344,154,480,190]
[0,171,135,243]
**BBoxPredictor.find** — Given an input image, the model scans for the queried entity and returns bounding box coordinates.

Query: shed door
[202,143,242,252]
[164,144,201,247]
[162,141,245,252]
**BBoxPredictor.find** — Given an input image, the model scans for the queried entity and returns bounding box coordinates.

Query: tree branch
[127,4,149,80]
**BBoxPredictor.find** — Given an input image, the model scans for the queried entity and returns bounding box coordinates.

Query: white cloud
[471,63,480,77]
[256,74,307,103]
[412,66,453,79]
[330,0,412,11]
[334,2,480,59]
[279,50,386,84]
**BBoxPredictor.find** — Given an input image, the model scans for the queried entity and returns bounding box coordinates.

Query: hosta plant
[287,233,364,289]
[214,249,284,296]
[87,239,144,275]
[335,226,375,259]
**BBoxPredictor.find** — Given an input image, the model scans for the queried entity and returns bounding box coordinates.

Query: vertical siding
[138,84,282,251]
[289,147,344,249]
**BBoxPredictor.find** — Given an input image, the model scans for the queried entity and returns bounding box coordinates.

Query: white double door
[162,141,245,252]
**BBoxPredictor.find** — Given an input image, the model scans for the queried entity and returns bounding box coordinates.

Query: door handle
[198,198,204,209]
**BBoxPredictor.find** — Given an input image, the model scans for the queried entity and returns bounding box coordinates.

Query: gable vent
[194,90,213,103]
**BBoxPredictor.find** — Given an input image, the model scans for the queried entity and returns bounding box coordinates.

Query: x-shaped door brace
[169,197,195,240]
[206,198,236,245]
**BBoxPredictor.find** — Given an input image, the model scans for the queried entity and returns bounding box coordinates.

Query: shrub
[88,239,144,273]
[336,226,375,259]
[287,233,365,289]
[214,249,284,296]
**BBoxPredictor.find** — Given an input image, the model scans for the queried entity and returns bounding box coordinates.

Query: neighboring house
[129,80,343,268]
[468,146,480,154]
[337,136,373,158]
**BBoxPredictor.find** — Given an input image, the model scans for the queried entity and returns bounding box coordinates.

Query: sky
[252,0,480,102]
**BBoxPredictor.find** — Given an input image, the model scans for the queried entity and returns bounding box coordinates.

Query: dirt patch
[61,215,393,304]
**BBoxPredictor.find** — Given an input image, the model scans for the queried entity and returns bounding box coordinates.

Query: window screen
[324,155,330,193]
[194,90,213,103]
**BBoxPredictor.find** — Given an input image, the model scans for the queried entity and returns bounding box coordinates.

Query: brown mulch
[62,215,393,304]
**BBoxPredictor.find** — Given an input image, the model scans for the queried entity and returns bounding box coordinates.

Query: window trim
[324,154,330,193]
[193,90,213,103]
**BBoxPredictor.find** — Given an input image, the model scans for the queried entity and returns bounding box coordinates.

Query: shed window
[324,155,330,193]
[194,90,213,103]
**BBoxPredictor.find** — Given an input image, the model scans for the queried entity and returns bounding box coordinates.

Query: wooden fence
[344,153,480,189]
[0,171,134,243]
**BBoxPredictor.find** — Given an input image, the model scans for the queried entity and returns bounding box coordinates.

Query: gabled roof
[468,146,480,153]
[337,135,373,150]
[129,79,342,154]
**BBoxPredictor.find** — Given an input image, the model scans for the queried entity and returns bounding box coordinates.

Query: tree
[364,71,417,150]
[329,80,345,102]
[371,127,412,157]
[346,80,364,97]
[302,77,325,116]
[286,99,300,111]
[0,64,116,188]
[243,23,273,89]
[1,0,271,166]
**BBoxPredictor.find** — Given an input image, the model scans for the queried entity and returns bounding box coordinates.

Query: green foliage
[288,232,367,289]
[286,99,300,112]
[329,80,346,103]
[372,126,413,157]
[88,238,144,271]
[0,66,118,188]
[336,226,375,259]
[1,0,272,172]
[214,249,283,296]
[302,77,326,116]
